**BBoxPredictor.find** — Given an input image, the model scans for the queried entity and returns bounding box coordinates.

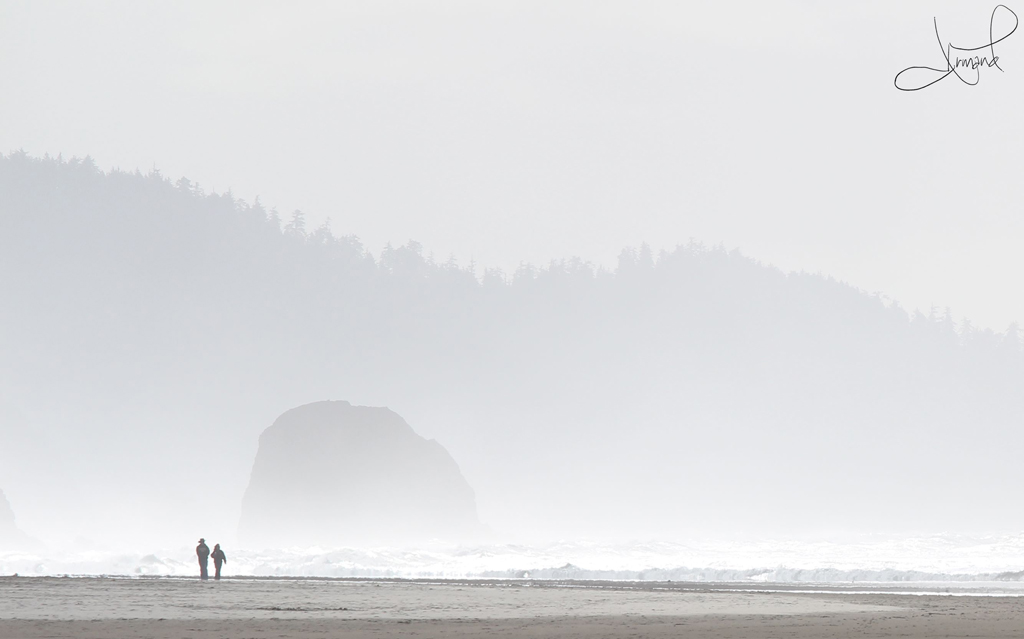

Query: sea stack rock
[0,489,32,550]
[239,401,480,547]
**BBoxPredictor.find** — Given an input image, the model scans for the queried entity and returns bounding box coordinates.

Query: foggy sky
[2,1,1022,331]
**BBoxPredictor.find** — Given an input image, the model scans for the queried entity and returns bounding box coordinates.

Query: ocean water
[2,534,1024,582]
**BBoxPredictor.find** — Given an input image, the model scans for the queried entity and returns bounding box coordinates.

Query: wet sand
[1,576,1022,638]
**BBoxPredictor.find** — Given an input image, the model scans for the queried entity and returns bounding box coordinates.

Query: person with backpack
[211,543,227,580]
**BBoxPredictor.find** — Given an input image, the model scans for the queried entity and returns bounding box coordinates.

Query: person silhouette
[196,538,210,580]
[211,543,227,580]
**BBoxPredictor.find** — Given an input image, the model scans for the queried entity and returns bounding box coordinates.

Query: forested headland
[2,151,1022,543]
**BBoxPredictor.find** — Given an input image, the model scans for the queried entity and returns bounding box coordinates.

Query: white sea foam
[3,534,1024,582]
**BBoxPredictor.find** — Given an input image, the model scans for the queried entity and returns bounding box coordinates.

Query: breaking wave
[3,534,1024,583]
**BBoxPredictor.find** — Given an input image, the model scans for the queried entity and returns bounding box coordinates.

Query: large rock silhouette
[239,401,480,547]
[0,489,34,550]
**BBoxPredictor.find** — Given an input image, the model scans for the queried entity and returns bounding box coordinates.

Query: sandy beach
[2,577,1023,638]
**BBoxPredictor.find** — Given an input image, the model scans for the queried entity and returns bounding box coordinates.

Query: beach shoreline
[3,575,1024,637]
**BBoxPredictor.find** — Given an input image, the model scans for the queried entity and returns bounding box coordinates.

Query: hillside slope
[1,152,1022,543]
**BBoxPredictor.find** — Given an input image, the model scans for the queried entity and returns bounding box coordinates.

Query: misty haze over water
[2,153,1023,547]
[2,2,1024,582]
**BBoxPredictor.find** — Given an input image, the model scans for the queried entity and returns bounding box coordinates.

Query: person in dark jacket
[211,543,227,580]
[196,538,210,580]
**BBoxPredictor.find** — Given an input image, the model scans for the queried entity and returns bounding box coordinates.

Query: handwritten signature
[894,5,1018,91]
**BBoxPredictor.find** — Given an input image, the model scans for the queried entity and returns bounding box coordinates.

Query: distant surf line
[8,575,1024,597]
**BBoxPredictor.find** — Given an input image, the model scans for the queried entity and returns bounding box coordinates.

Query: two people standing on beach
[196,538,228,580]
